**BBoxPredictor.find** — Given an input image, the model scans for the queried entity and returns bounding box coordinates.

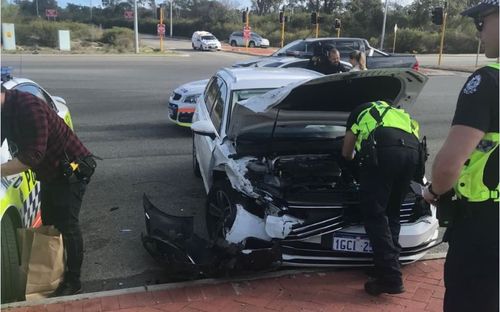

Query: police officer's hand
[422,185,438,204]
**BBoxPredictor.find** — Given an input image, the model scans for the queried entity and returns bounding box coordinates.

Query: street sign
[124,10,134,19]
[243,26,251,40]
[157,24,166,36]
[45,9,58,17]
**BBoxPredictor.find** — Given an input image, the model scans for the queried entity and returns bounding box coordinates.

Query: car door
[194,76,222,191]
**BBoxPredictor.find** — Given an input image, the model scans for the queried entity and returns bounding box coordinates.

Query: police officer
[422,1,499,311]
[307,45,350,74]
[342,100,420,296]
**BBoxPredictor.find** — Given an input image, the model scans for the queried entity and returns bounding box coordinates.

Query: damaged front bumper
[142,193,441,275]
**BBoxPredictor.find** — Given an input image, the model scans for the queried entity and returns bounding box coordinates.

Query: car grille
[178,112,194,123]
[172,92,182,101]
[168,103,178,119]
[284,200,430,241]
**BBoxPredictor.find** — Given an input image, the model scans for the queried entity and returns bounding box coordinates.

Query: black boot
[48,279,82,297]
[364,278,405,296]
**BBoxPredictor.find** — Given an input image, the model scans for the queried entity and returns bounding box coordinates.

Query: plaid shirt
[1,89,91,182]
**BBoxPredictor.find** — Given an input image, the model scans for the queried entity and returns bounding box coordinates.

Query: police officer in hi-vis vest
[422,1,499,311]
[342,100,420,296]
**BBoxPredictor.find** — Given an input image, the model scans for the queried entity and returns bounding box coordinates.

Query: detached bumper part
[142,194,281,276]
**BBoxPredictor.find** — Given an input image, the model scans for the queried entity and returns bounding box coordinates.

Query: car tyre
[192,43,197,50]
[230,41,237,47]
[248,41,256,48]
[1,215,22,303]
[206,179,238,241]
[192,136,201,178]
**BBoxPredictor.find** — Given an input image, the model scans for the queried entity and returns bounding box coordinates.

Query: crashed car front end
[144,69,441,274]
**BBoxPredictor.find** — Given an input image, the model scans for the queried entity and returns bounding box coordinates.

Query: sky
[54,0,414,10]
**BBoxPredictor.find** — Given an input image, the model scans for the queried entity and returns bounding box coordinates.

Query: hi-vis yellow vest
[350,101,419,152]
[454,63,499,202]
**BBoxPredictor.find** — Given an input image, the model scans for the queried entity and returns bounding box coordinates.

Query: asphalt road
[2,52,470,293]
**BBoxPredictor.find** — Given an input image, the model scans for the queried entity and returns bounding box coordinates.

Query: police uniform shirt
[346,103,373,130]
[452,66,499,190]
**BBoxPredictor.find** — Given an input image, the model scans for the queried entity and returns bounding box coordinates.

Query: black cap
[461,0,499,17]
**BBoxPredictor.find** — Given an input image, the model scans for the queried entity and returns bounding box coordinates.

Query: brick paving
[5,259,445,312]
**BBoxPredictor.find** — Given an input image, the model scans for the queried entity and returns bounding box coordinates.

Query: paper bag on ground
[18,225,64,300]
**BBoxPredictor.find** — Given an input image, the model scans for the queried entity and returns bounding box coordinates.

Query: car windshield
[231,89,273,109]
[202,36,216,40]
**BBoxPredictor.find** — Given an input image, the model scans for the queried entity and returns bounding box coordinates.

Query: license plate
[333,234,373,253]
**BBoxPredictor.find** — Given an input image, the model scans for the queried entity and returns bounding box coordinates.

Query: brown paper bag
[17,225,65,300]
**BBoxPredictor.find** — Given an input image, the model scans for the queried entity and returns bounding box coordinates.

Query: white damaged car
[143,68,439,275]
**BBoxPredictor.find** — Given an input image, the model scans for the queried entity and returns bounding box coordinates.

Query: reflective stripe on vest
[454,63,499,202]
[350,101,419,151]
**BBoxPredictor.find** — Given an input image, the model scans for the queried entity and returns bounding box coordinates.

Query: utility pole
[380,0,389,50]
[90,0,93,21]
[134,0,139,53]
[438,3,448,66]
[169,0,173,37]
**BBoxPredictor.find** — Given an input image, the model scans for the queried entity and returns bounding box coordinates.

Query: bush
[100,27,134,50]
[14,20,96,48]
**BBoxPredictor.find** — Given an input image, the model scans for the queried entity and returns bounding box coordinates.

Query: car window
[14,83,57,111]
[232,32,242,37]
[202,36,215,40]
[282,60,309,68]
[210,78,227,132]
[332,40,360,56]
[204,77,219,114]
[371,49,387,57]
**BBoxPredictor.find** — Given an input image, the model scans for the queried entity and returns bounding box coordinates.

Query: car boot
[364,278,405,296]
[48,279,82,298]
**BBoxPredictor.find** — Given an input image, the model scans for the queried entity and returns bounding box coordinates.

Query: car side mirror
[191,120,218,140]
[52,96,67,106]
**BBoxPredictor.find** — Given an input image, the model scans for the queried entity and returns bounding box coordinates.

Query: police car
[1,67,74,303]
[168,79,209,127]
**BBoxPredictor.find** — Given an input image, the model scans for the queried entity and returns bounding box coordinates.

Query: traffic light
[279,11,284,23]
[334,18,341,30]
[431,7,444,25]
[311,12,317,25]
[242,11,247,24]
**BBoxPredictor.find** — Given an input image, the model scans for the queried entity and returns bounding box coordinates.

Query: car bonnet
[227,68,428,140]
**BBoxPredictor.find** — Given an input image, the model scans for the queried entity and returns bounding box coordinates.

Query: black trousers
[359,146,418,284]
[443,202,499,312]
[41,178,87,282]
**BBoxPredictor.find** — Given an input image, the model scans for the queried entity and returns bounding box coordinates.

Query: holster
[435,189,457,228]
[413,136,429,184]
[74,155,97,182]
[359,134,378,167]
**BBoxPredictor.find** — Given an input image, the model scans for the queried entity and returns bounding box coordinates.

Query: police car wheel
[248,41,255,48]
[230,41,237,47]
[1,215,22,303]
[206,180,237,241]
[192,137,201,178]
[192,43,196,50]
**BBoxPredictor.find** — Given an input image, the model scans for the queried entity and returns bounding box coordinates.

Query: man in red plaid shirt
[1,85,95,297]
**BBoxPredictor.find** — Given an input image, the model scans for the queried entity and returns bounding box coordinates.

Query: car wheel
[192,43,197,50]
[206,180,238,241]
[248,41,256,48]
[192,136,201,178]
[1,215,22,303]
[230,41,237,47]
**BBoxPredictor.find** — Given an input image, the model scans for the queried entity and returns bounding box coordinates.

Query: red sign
[243,26,251,40]
[45,9,58,17]
[124,10,134,19]
[157,24,166,36]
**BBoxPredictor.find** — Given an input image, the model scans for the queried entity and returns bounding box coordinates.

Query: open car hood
[227,69,428,141]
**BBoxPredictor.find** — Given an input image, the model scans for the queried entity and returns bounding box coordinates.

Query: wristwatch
[427,183,440,200]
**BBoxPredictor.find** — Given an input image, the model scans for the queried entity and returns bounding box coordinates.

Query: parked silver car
[229,31,270,48]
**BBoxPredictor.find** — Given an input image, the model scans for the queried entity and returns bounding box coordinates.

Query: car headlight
[184,94,201,103]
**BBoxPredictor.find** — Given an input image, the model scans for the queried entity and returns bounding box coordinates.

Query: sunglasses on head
[474,9,498,32]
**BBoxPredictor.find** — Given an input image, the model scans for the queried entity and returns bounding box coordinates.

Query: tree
[344,0,383,39]
[252,0,284,15]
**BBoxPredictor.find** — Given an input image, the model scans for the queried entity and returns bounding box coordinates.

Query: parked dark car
[233,37,419,71]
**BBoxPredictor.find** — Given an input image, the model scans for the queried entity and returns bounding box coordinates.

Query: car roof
[2,77,38,90]
[217,67,322,90]
[297,37,366,42]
